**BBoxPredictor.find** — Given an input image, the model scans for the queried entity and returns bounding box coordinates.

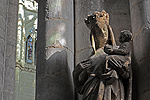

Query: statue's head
[119,30,132,43]
[84,13,97,30]
[84,10,109,30]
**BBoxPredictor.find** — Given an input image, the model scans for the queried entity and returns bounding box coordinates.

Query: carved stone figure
[73,11,132,100]
[84,10,116,54]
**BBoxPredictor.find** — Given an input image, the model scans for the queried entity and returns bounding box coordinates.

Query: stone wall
[0,0,19,100]
[130,0,150,100]
[15,68,36,100]
[100,0,131,44]
[75,0,101,64]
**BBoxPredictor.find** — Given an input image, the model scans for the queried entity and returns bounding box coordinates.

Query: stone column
[130,0,150,100]
[36,0,74,100]
[0,0,18,100]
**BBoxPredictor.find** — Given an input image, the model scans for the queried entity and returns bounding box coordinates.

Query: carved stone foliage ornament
[73,10,132,100]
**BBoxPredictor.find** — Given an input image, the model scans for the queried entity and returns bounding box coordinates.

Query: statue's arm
[104,42,130,55]
[112,48,128,55]
[113,42,130,55]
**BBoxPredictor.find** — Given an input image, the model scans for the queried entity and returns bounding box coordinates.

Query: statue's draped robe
[73,43,132,100]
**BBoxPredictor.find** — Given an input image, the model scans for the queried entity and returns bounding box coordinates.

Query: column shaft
[0,0,18,100]
[36,0,74,100]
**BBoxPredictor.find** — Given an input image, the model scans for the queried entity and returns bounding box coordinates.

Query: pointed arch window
[27,35,33,63]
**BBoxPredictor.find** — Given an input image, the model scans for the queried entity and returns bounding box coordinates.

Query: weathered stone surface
[75,22,93,63]
[130,0,150,100]
[47,0,73,22]
[0,0,18,100]
[75,0,101,64]
[36,0,74,100]
[37,48,74,100]
[45,19,74,51]
[99,0,131,44]
[130,1,144,34]
[135,57,150,100]
[0,63,4,92]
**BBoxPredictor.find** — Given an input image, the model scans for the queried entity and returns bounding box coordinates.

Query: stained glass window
[27,35,33,63]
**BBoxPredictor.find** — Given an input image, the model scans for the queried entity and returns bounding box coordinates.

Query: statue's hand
[105,44,112,49]
[104,45,113,54]
[106,48,113,53]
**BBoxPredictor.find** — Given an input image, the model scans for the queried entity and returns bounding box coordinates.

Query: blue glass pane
[27,59,32,63]
[27,36,33,63]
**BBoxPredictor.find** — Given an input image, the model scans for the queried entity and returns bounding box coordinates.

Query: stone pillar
[36,0,74,100]
[130,0,150,100]
[0,0,18,100]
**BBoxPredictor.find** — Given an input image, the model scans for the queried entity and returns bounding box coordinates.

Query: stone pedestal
[36,0,74,100]
[130,0,150,100]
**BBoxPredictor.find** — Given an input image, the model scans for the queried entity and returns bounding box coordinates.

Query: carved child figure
[92,30,132,100]
[104,30,132,79]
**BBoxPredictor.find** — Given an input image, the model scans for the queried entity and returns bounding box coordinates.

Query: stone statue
[73,10,132,100]
[84,10,116,54]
